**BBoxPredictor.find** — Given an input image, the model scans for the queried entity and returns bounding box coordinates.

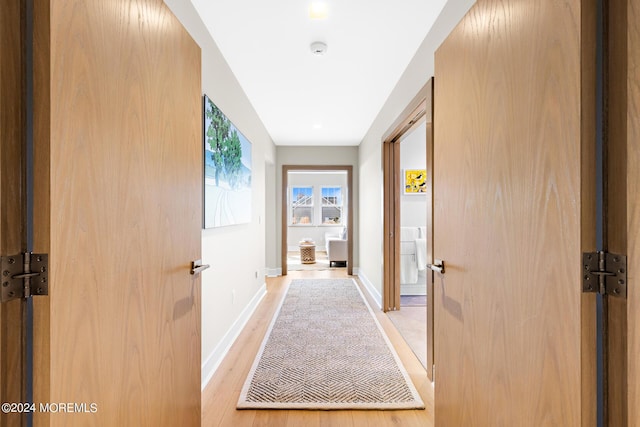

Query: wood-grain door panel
[433,0,596,425]
[43,0,202,425]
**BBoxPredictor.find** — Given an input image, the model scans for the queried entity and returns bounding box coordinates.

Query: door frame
[0,0,28,417]
[607,0,638,424]
[281,165,353,276]
[382,79,434,380]
[1,1,51,424]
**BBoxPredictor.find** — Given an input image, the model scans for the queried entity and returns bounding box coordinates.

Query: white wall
[358,0,475,300]
[164,0,277,388]
[400,121,427,227]
[287,172,347,249]
[275,146,359,271]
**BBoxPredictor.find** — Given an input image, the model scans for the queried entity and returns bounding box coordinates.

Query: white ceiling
[190,0,448,146]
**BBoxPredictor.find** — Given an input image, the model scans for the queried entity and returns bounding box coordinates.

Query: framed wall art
[203,94,252,228]
[403,169,426,194]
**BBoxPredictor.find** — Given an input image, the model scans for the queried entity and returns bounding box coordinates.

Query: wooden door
[626,3,639,425]
[433,0,596,425]
[383,140,400,311]
[32,0,203,425]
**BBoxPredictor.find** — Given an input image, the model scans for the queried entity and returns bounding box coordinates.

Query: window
[291,187,313,224]
[321,186,342,225]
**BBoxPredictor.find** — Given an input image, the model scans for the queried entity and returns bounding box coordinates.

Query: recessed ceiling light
[309,2,328,20]
[313,123,323,129]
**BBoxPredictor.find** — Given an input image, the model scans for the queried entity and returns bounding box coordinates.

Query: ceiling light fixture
[309,1,328,20]
[310,41,328,56]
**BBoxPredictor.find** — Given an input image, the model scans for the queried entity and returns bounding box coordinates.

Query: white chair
[325,228,347,266]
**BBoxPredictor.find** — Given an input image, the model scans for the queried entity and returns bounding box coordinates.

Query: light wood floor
[201,270,434,427]
[387,306,428,369]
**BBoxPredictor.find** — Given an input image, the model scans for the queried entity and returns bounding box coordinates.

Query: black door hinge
[583,251,627,298]
[1,252,48,302]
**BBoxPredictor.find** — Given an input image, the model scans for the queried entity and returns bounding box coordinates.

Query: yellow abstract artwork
[404,169,427,194]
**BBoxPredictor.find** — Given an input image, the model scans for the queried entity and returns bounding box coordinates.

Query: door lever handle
[190,259,210,275]
[427,259,445,274]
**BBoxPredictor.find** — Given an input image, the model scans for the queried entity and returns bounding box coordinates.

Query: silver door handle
[427,259,445,274]
[190,259,210,275]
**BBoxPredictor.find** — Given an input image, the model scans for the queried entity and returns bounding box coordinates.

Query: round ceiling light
[309,2,328,19]
[310,41,328,56]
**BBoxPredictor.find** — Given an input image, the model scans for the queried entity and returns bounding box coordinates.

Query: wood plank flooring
[201,270,434,427]
[387,307,428,369]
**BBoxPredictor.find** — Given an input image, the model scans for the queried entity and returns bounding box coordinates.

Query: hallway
[201,270,433,426]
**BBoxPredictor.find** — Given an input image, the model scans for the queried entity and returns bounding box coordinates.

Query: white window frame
[320,186,343,225]
[290,186,314,225]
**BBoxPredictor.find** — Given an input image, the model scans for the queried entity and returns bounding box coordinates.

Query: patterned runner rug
[237,278,424,410]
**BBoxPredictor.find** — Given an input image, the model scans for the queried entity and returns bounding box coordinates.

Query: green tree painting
[204,98,245,189]
[224,129,243,188]
[203,95,252,228]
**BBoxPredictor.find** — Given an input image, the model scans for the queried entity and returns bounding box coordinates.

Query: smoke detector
[310,41,328,56]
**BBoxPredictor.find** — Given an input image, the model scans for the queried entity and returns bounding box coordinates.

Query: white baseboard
[266,267,281,277]
[354,269,382,310]
[201,283,267,390]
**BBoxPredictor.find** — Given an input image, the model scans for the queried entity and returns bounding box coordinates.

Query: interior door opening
[285,169,348,273]
[386,119,428,369]
[281,165,353,276]
[382,79,434,379]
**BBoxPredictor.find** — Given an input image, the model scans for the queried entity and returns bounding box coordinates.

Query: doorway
[382,79,434,379]
[386,119,428,368]
[281,165,353,276]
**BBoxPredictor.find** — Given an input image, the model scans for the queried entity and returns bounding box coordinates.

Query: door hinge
[582,251,627,298]
[1,253,49,302]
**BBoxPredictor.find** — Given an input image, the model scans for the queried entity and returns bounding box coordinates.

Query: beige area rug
[237,278,425,410]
